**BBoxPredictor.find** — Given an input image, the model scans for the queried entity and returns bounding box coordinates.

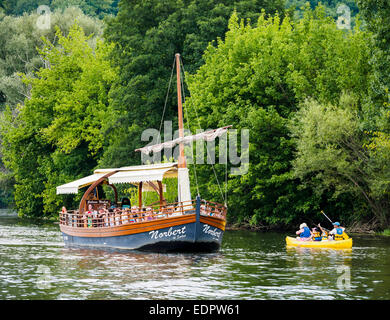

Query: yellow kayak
[286,236,352,249]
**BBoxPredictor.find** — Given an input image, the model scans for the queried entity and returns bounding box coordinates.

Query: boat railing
[59,199,226,228]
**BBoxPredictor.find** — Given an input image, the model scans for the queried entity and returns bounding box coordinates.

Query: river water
[0,209,389,300]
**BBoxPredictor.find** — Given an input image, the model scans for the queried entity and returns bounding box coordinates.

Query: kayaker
[296,223,311,241]
[311,226,322,241]
[329,222,349,240]
[317,223,329,240]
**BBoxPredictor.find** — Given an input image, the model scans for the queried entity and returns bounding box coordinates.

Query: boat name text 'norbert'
[149,226,186,240]
[203,224,222,239]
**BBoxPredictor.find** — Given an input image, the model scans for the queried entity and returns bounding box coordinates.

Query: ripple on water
[1,211,390,300]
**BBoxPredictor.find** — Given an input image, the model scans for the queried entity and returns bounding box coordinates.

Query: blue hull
[62,221,223,252]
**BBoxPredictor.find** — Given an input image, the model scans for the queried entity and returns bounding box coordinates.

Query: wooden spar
[134,125,233,154]
[175,53,186,169]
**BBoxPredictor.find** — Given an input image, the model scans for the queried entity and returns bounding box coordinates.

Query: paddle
[320,210,334,225]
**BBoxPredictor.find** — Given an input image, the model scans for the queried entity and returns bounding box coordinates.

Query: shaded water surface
[0,209,389,299]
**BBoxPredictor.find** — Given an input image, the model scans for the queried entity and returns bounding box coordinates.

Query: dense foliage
[0,7,103,111]
[0,0,118,18]
[0,0,389,229]
[0,6,103,207]
[290,94,390,228]
[286,0,359,17]
[0,24,117,216]
[185,7,374,227]
[100,0,284,169]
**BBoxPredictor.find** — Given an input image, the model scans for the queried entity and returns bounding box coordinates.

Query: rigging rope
[179,58,200,197]
[179,57,227,206]
[159,57,176,137]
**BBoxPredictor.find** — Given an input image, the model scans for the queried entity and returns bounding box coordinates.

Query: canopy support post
[138,182,143,210]
[158,181,164,210]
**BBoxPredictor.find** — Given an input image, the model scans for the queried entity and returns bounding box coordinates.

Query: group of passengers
[62,203,177,228]
[200,204,224,219]
[296,222,349,241]
[61,201,225,228]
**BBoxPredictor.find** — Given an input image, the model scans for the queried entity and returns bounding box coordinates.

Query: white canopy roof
[56,162,178,195]
[56,173,105,195]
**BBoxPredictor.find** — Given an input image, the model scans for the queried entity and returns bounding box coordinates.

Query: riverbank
[4,207,389,235]
[378,229,390,236]
[226,219,390,235]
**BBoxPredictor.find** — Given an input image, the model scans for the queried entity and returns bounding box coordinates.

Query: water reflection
[1,211,390,300]
[285,247,353,266]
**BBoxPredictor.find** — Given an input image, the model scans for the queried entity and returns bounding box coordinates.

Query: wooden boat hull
[285,236,352,249]
[60,212,225,252]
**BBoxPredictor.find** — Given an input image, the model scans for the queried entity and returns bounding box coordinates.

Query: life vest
[312,231,322,241]
[86,211,92,228]
[300,227,311,238]
[334,227,349,240]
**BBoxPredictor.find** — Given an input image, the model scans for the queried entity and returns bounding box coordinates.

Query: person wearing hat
[328,222,349,240]
[296,223,311,241]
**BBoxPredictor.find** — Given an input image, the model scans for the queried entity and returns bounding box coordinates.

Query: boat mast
[175,53,186,169]
[175,53,191,204]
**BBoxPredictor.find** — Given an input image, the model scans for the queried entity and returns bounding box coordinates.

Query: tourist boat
[285,236,353,249]
[57,54,228,252]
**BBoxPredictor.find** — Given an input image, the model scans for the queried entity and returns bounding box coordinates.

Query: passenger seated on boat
[98,206,108,227]
[82,204,94,228]
[138,209,147,222]
[296,223,311,241]
[70,211,77,227]
[156,209,167,219]
[215,208,223,219]
[129,206,138,223]
[114,209,121,226]
[145,207,155,221]
[200,204,207,215]
[206,205,214,217]
[311,227,322,241]
[102,210,109,227]
[121,197,131,209]
[91,209,100,228]
[165,205,175,215]
[108,211,115,227]
[61,206,70,226]
[121,208,130,224]
[317,223,329,240]
[328,222,349,241]
[76,211,83,227]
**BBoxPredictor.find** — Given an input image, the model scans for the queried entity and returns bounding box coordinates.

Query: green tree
[0,7,103,208]
[290,94,389,228]
[0,23,117,217]
[101,0,285,169]
[184,6,373,227]
[0,0,118,17]
[356,0,390,103]
[286,0,359,24]
[0,7,103,111]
